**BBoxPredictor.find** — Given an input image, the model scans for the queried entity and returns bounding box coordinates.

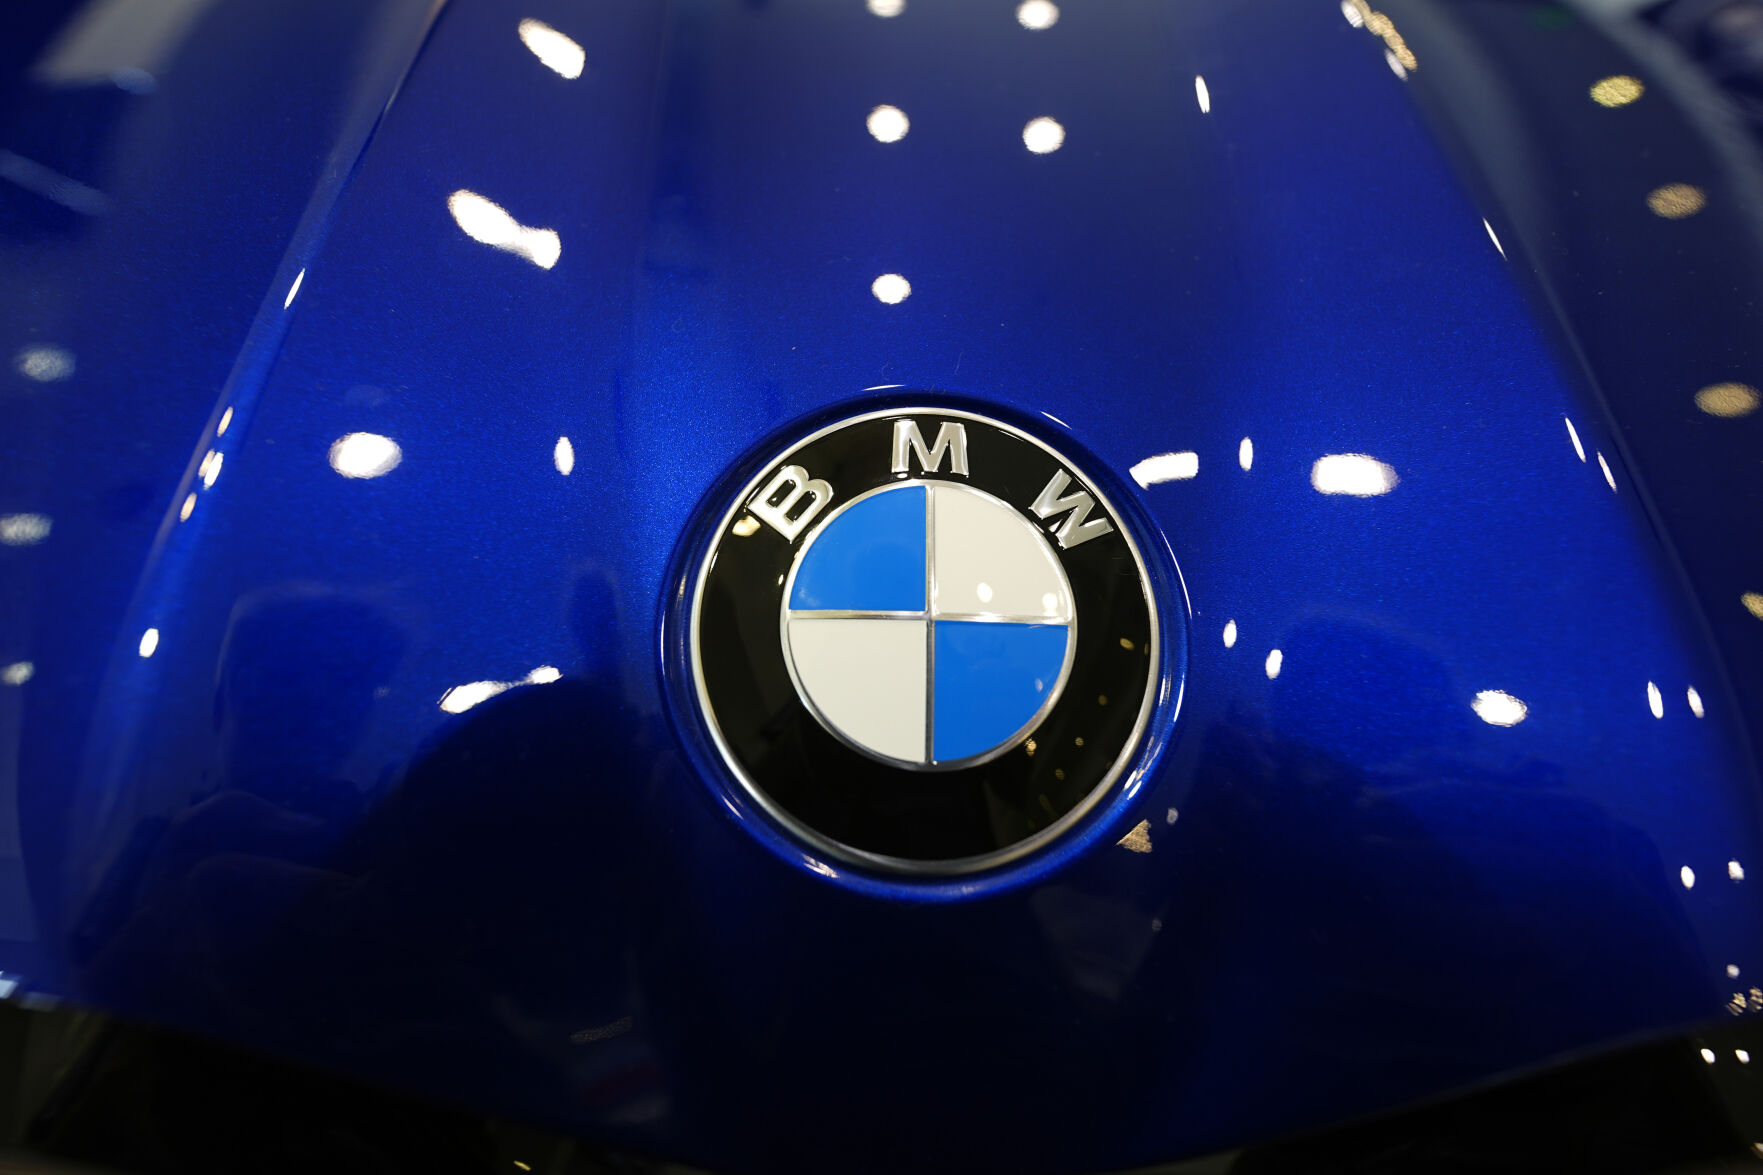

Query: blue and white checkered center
[782,481,1075,767]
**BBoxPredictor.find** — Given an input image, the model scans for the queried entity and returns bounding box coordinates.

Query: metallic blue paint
[3,0,1762,1170]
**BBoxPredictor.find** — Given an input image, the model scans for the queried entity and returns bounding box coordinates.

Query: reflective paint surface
[3,0,1763,1171]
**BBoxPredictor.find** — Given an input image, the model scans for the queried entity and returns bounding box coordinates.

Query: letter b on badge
[749,464,833,542]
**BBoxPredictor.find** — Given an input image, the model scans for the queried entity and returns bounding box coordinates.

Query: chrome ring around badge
[689,407,1160,875]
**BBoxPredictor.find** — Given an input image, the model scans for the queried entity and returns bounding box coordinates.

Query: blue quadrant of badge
[788,484,926,612]
[932,621,1071,762]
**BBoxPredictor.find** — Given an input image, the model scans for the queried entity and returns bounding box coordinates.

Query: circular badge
[690,407,1160,874]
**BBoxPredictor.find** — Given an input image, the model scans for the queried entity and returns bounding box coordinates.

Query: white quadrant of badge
[781,481,1076,768]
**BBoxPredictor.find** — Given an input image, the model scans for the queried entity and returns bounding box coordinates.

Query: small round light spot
[1016,0,1058,30]
[554,435,575,475]
[1695,382,1759,418]
[1265,648,1283,679]
[1223,619,1237,648]
[976,582,994,604]
[871,273,911,304]
[1590,75,1644,107]
[1022,116,1065,154]
[1647,183,1706,219]
[329,432,403,479]
[1472,689,1528,726]
[867,104,909,143]
[15,345,74,383]
[1731,964,1742,979]
[1682,865,1696,889]
[138,628,159,658]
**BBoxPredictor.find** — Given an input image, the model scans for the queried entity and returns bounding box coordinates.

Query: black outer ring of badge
[690,407,1160,876]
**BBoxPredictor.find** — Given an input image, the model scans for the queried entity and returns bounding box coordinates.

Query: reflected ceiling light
[201,450,223,488]
[1023,116,1065,154]
[1740,1050,1753,1064]
[1130,451,1198,487]
[138,628,159,658]
[867,104,909,143]
[1,662,32,686]
[1732,964,1743,978]
[1483,218,1504,257]
[0,513,51,546]
[1746,592,1763,620]
[1702,1047,1717,1063]
[1687,686,1704,717]
[1590,75,1644,107]
[1195,75,1210,113]
[1118,819,1152,853]
[868,0,904,16]
[554,435,575,475]
[1342,0,1364,26]
[1238,437,1253,471]
[731,514,761,537]
[1223,619,1237,648]
[284,267,305,309]
[1563,416,1585,461]
[15,344,73,382]
[1596,452,1616,491]
[1471,689,1527,726]
[447,189,561,269]
[179,492,195,521]
[517,18,585,79]
[1385,48,1407,79]
[218,406,233,436]
[440,665,563,713]
[1265,648,1283,679]
[1695,382,1759,418]
[1016,0,1058,29]
[1682,865,1696,888]
[871,273,911,304]
[1166,807,1179,823]
[1311,453,1397,495]
[1733,860,1746,881]
[1647,183,1706,219]
[329,432,402,479]
[1647,681,1664,718]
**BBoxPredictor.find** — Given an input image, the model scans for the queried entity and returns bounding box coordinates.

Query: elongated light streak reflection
[1472,689,1527,726]
[517,18,584,78]
[1130,451,1198,487]
[554,436,575,475]
[1195,75,1210,113]
[448,190,560,269]
[1564,416,1585,461]
[284,268,305,309]
[1238,437,1252,470]
[1311,453,1398,495]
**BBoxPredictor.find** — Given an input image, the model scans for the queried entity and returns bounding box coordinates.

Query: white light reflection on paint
[217,406,233,436]
[1238,437,1253,470]
[1265,648,1283,679]
[1647,681,1664,718]
[1016,0,1058,29]
[440,665,563,713]
[1731,964,1743,979]
[1688,687,1705,717]
[15,345,73,382]
[1740,1050,1753,1064]
[284,268,305,309]
[1472,689,1527,726]
[1682,865,1696,889]
[868,0,904,16]
[202,450,223,489]
[1,662,32,686]
[866,104,908,143]
[1129,451,1198,487]
[1483,219,1504,257]
[517,18,585,79]
[1195,75,1210,113]
[1023,117,1065,154]
[138,628,159,658]
[1386,49,1407,79]
[1342,0,1364,26]
[1702,1047,1717,1064]
[179,493,195,521]
[1311,453,1398,496]
[447,190,561,269]
[1732,860,1746,881]
[329,433,402,479]
[0,514,51,546]
[1597,451,1616,491]
[554,436,575,475]
[1223,619,1237,648]
[1564,417,1585,461]
[871,273,911,304]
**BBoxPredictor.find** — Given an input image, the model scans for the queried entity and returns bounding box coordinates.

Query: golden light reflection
[871,273,911,304]
[1590,75,1644,107]
[1016,0,1058,30]
[1130,451,1198,487]
[1118,819,1152,853]
[1746,592,1763,620]
[1311,453,1398,495]
[731,515,760,537]
[1022,116,1065,154]
[447,189,561,269]
[1471,689,1527,726]
[517,18,584,79]
[1695,382,1759,418]
[1344,0,1417,69]
[1647,183,1706,219]
[329,432,402,479]
[866,104,908,143]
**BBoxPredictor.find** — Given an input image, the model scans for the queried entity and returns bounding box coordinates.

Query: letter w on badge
[1032,470,1114,549]
[892,420,969,476]
[749,464,832,541]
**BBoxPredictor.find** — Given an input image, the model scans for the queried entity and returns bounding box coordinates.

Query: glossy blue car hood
[4,0,1763,1169]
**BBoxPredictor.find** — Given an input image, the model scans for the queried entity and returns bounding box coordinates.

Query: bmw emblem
[688,407,1164,875]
